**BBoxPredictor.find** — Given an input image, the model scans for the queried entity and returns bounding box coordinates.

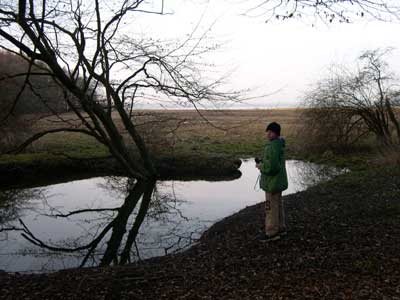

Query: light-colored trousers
[265,192,286,235]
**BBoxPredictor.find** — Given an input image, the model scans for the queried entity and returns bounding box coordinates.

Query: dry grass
[135,108,303,155]
[4,104,399,162]
[28,109,304,158]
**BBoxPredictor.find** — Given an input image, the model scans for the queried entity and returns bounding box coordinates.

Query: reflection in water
[0,160,344,273]
[287,160,346,191]
[1,178,158,271]
[0,188,46,224]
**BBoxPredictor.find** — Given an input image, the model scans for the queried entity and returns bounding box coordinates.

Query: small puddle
[0,159,344,273]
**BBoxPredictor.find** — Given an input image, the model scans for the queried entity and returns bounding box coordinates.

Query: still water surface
[0,159,343,273]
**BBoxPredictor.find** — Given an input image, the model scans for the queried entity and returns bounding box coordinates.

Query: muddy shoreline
[1,165,399,299]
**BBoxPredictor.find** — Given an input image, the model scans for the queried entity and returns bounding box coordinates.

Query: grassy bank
[2,108,394,191]
[0,152,242,188]
[0,109,305,185]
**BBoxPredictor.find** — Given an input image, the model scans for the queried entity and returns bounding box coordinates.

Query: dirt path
[1,166,400,299]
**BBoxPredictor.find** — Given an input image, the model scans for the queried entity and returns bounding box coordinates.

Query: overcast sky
[131,0,400,108]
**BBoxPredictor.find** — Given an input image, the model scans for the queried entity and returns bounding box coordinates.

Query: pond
[0,159,344,273]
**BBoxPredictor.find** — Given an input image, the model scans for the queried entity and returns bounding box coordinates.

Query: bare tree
[0,0,234,178]
[0,0,238,266]
[298,106,369,153]
[244,0,400,23]
[303,48,400,151]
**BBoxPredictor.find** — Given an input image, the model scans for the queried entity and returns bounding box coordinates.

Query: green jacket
[259,138,288,193]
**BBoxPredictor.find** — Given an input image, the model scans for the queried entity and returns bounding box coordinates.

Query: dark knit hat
[266,122,281,136]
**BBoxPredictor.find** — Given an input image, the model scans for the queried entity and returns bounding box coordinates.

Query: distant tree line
[0,51,97,152]
[0,51,77,116]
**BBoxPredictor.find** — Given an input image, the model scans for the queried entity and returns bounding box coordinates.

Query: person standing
[256,122,288,241]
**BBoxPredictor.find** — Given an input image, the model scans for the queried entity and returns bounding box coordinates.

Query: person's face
[266,130,278,140]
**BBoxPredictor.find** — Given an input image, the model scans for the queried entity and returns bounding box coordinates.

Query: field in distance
[3,108,304,162]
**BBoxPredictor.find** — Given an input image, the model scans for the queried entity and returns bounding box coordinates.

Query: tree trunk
[385,97,400,144]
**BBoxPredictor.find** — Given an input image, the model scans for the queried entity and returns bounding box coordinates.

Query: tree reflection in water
[0,161,344,272]
[0,178,203,271]
[0,188,46,239]
[0,188,47,223]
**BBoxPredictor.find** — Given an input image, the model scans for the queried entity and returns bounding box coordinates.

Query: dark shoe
[256,232,281,242]
[279,230,288,237]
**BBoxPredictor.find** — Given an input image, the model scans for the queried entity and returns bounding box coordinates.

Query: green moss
[0,133,109,164]
[164,142,264,159]
[197,142,264,156]
[0,134,107,168]
[294,151,373,171]
[352,257,381,273]
[37,133,108,155]
[373,204,400,219]
[0,153,63,164]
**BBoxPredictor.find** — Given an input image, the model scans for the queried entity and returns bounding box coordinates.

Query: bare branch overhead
[244,0,400,23]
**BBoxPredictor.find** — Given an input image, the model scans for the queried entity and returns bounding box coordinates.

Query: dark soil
[1,166,400,299]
